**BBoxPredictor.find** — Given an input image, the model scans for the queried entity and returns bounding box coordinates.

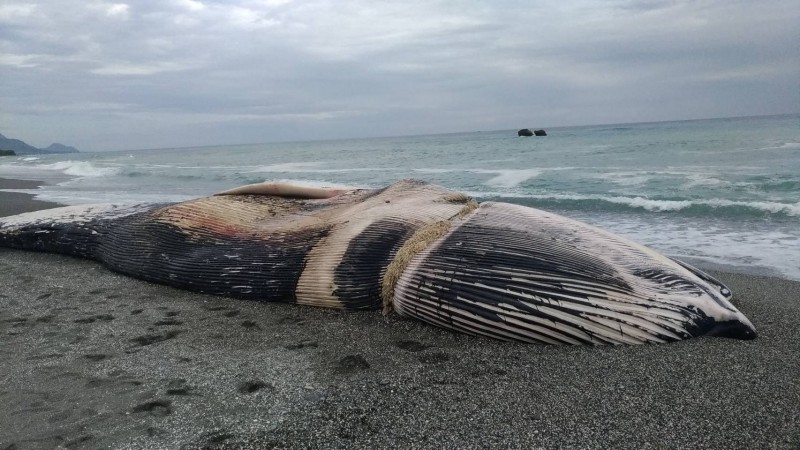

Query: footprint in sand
[237,380,273,394]
[395,340,429,352]
[131,399,173,417]
[334,355,370,374]
[130,330,182,347]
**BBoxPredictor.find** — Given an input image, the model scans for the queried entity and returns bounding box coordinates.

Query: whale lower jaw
[392,201,757,345]
[704,319,758,340]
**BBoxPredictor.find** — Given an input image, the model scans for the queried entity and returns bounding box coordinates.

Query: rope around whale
[380,197,478,315]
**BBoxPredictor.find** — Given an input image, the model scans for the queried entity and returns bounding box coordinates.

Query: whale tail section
[0,203,160,260]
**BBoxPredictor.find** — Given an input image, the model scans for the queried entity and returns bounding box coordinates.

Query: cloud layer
[1,0,798,151]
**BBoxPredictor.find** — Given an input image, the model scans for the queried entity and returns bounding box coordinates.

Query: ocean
[1,114,798,280]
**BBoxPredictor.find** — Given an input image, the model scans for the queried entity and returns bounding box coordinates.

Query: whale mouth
[706,319,758,340]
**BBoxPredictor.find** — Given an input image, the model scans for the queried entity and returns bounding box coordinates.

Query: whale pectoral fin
[214,182,348,199]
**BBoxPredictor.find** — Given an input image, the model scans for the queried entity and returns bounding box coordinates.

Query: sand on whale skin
[0,178,798,449]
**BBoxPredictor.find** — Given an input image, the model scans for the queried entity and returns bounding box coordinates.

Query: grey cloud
[0,0,797,150]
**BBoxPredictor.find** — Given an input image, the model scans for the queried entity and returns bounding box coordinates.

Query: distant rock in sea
[517,128,547,137]
[518,129,534,137]
[0,133,80,154]
[0,149,15,156]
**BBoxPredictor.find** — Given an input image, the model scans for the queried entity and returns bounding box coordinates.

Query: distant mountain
[0,133,80,154]
[42,143,80,154]
[0,133,40,154]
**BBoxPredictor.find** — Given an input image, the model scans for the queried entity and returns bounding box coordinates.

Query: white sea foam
[413,168,454,174]
[251,162,387,173]
[414,168,545,187]
[252,162,325,172]
[593,171,654,186]
[602,196,800,215]
[475,190,800,216]
[750,142,800,152]
[22,157,40,161]
[479,169,543,188]
[609,196,691,211]
[595,170,729,189]
[51,161,120,177]
[580,216,800,281]
[766,142,800,150]
[3,161,120,178]
[682,173,727,188]
[529,193,697,212]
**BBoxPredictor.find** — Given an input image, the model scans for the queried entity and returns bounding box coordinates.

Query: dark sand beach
[0,178,62,216]
[0,178,798,449]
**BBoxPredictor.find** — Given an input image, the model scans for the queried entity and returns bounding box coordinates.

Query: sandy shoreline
[0,179,798,449]
[0,178,63,216]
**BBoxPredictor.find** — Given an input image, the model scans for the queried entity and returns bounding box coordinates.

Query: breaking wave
[1,160,120,178]
[483,193,800,218]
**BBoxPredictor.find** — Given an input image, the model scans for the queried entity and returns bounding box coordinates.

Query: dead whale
[0,179,756,345]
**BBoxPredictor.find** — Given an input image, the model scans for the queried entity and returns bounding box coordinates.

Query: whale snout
[706,316,758,340]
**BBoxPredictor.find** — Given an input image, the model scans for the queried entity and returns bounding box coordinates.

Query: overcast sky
[1,0,798,151]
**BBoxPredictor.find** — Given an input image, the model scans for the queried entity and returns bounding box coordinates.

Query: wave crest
[484,193,800,217]
[37,161,119,177]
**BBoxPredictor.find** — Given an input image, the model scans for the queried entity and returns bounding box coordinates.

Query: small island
[0,149,15,157]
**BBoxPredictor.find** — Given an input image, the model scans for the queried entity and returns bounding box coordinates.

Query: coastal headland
[0,178,798,449]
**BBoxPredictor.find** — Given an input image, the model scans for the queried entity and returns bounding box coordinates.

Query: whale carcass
[0,180,756,345]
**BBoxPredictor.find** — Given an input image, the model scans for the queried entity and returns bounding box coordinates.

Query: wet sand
[0,179,798,449]
[0,178,62,216]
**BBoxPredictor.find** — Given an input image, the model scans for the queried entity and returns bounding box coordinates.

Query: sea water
[2,114,798,280]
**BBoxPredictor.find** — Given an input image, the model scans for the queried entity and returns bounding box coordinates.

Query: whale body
[0,180,756,345]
